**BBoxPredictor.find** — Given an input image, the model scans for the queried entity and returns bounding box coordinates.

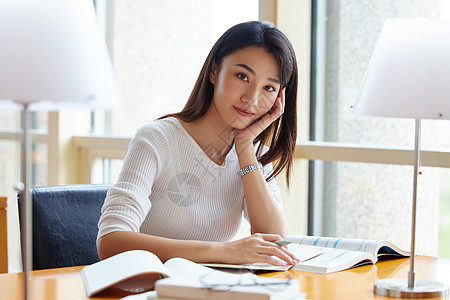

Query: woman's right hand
[215,233,299,266]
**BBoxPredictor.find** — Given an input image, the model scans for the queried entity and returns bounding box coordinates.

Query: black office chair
[18,184,111,270]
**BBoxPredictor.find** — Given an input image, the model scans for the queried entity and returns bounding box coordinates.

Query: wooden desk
[0,256,448,300]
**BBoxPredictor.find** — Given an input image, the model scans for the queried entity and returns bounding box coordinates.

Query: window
[1,0,260,273]
[0,110,49,272]
[91,0,259,183]
[99,0,258,136]
[310,0,450,257]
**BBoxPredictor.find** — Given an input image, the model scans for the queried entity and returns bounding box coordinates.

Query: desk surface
[0,256,449,300]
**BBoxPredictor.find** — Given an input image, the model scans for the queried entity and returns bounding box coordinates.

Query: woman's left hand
[234,88,285,155]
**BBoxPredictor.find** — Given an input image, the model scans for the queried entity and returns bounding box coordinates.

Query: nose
[242,87,275,113]
[241,85,259,106]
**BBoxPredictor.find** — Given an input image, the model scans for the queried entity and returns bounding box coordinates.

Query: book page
[377,243,410,257]
[200,262,291,271]
[200,243,323,271]
[81,250,171,296]
[164,257,220,280]
[293,247,375,274]
[163,258,300,288]
[286,235,382,258]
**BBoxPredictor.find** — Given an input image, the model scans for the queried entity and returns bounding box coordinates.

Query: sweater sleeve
[97,123,168,240]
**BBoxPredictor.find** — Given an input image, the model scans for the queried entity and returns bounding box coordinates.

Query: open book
[201,243,324,271]
[201,236,409,275]
[80,250,300,300]
[285,235,410,274]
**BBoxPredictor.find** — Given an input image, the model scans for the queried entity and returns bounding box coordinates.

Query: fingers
[233,88,286,150]
[253,253,291,267]
[220,234,299,266]
[263,87,286,122]
[257,244,298,266]
[277,87,286,115]
[270,87,285,116]
[251,233,299,266]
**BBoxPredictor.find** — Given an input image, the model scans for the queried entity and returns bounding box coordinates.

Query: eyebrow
[235,63,280,84]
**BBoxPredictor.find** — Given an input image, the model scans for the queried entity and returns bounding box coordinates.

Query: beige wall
[260,0,311,235]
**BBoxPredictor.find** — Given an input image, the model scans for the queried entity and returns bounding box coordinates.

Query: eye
[264,85,276,93]
[237,73,248,81]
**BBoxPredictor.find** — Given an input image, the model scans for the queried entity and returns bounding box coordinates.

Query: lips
[233,106,254,117]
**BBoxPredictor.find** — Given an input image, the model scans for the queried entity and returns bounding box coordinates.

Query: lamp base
[374,278,448,298]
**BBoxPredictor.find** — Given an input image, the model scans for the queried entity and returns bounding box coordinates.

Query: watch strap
[238,162,263,176]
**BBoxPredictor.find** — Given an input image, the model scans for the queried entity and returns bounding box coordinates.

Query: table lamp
[0,0,120,299]
[353,18,450,298]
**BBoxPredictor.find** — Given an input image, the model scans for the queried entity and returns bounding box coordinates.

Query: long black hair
[164,21,298,186]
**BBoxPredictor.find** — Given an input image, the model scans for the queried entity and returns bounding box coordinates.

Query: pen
[272,240,293,246]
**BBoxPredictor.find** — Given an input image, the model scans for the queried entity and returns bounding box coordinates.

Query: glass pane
[105,0,258,136]
[0,111,47,131]
[0,140,47,271]
[0,140,21,272]
[316,0,450,149]
[32,142,48,187]
[0,140,21,198]
[0,111,20,130]
[91,158,123,184]
[313,0,450,257]
[0,110,49,273]
[439,168,450,258]
[31,112,48,131]
[0,140,48,198]
[321,161,439,256]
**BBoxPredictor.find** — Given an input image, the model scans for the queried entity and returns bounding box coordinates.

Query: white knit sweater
[97,117,282,242]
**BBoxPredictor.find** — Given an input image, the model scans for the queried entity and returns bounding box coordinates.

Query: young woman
[97,21,299,267]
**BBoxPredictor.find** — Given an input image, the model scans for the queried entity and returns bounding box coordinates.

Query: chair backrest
[18,184,111,270]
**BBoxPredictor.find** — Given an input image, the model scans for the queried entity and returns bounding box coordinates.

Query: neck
[180,108,235,165]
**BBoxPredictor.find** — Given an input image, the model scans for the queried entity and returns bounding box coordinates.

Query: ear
[209,63,218,85]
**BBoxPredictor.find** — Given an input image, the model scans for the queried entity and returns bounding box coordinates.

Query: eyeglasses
[199,268,294,292]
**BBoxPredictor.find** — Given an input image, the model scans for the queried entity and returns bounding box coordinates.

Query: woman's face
[209,46,281,129]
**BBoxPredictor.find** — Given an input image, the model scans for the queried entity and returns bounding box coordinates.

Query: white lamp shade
[0,0,120,110]
[353,18,450,120]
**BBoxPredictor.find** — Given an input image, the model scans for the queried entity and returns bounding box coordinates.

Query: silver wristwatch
[238,162,263,176]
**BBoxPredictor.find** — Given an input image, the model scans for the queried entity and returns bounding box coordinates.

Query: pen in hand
[272,240,299,265]
[272,240,293,246]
